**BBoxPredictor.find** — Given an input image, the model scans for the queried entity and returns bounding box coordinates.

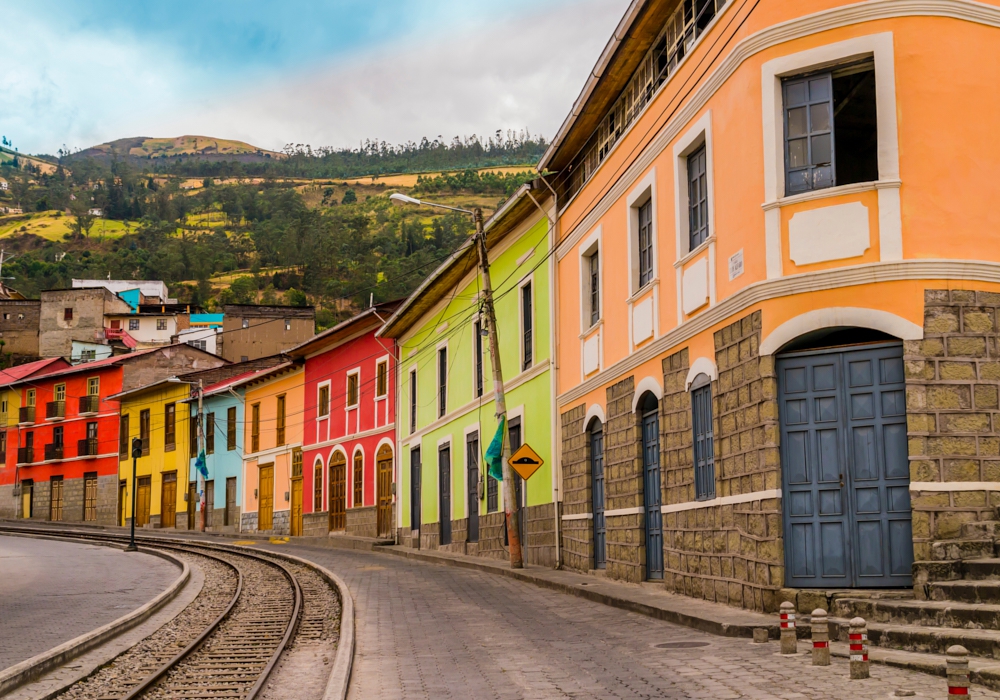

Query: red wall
[302,327,396,513]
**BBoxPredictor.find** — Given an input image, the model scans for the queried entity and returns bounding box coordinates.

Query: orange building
[547,0,1000,611]
[239,361,305,535]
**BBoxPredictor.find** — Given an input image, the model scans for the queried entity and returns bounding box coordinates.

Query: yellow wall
[242,367,303,519]
[118,383,192,523]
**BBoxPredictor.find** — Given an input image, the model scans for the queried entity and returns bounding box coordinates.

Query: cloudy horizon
[1,0,626,156]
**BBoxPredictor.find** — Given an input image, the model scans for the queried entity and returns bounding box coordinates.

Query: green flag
[485,416,505,482]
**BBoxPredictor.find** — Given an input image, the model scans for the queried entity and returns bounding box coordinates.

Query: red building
[0,345,225,524]
[289,302,400,539]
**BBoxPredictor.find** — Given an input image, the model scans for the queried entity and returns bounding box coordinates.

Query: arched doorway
[776,327,913,588]
[588,417,606,570]
[637,391,662,580]
[329,452,346,531]
[376,444,393,538]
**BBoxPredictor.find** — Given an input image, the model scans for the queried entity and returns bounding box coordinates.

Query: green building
[380,183,558,565]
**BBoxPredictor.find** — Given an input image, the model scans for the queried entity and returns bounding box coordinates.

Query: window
[692,378,715,500]
[251,403,260,452]
[187,339,208,351]
[119,413,129,457]
[589,251,600,327]
[190,411,199,457]
[314,461,323,511]
[227,406,236,451]
[63,307,73,321]
[353,452,363,507]
[2,313,7,320]
[54,384,65,402]
[474,321,484,398]
[487,465,499,514]
[87,377,99,395]
[87,421,98,440]
[284,319,291,331]
[409,369,417,434]
[437,347,447,418]
[638,200,654,288]
[242,318,250,329]
[16,313,23,320]
[376,360,388,398]
[0,431,6,459]
[164,403,175,451]
[276,395,286,446]
[139,409,150,454]
[783,62,877,195]
[241,356,248,362]
[347,373,359,408]
[292,446,302,477]
[688,145,709,249]
[206,413,215,454]
[156,318,168,331]
[26,389,35,407]
[521,283,533,371]
[81,350,96,361]
[318,385,330,417]
[129,318,140,331]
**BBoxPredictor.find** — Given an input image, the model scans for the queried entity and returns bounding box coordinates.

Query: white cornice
[557,259,1000,406]
[556,0,1000,256]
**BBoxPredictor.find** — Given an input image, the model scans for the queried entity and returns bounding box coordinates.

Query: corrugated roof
[0,358,71,388]
[287,300,402,358]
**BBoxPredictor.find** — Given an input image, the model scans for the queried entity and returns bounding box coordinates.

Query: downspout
[526,184,562,569]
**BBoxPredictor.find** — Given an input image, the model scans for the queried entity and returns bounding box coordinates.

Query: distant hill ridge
[69,135,285,163]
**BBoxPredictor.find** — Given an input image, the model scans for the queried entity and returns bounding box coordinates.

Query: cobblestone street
[258,543,998,700]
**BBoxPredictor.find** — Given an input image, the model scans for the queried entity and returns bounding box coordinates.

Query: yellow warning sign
[508,443,544,481]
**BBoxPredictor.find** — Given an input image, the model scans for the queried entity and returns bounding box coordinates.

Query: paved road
[258,543,996,700]
[0,535,177,670]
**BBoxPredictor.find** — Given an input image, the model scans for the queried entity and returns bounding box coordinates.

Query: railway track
[0,525,345,700]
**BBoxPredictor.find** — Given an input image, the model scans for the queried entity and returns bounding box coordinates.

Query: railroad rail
[0,524,348,700]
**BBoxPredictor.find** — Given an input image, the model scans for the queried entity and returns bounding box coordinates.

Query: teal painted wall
[398,213,553,528]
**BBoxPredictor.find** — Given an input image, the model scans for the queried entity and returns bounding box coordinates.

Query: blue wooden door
[642,409,663,579]
[778,343,912,588]
[591,426,606,569]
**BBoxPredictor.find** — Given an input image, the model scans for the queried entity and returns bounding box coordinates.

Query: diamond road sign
[508,443,544,480]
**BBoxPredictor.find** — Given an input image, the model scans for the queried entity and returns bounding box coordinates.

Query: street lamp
[391,191,524,568]
[125,436,141,552]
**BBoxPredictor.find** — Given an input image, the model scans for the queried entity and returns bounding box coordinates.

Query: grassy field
[0,211,135,240]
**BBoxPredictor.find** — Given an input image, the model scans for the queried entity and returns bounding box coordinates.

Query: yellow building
[113,378,194,529]
[239,362,304,535]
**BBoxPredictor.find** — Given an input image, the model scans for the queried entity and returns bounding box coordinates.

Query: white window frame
[313,457,325,511]
[408,365,418,435]
[760,32,901,278]
[578,226,602,334]
[317,380,331,418]
[517,274,535,373]
[470,313,485,401]
[374,356,389,400]
[345,368,361,409]
[435,339,449,419]
[626,168,658,299]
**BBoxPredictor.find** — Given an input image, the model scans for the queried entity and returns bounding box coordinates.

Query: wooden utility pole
[198,379,206,532]
[473,208,523,568]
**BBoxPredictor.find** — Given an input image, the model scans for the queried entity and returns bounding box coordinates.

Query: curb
[374,545,782,640]
[0,532,190,697]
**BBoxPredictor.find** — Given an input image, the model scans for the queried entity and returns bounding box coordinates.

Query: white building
[175,326,219,355]
[72,279,174,303]
[105,313,178,348]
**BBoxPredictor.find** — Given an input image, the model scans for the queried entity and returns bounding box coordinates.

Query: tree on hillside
[341,189,357,204]
[69,199,96,238]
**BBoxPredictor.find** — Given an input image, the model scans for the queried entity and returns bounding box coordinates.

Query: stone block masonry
[346,505,377,538]
[906,290,1000,561]
[302,512,327,538]
[605,376,644,582]
[661,348,692,506]
[560,404,592,572]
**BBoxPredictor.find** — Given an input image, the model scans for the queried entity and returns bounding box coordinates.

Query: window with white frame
[588,251,600,327]
[521,282,533,371]
[687,145,709,250]
[637,200,654,288]
[409,369,418,433]
[473,320,484,398]
[375,360,388,398]
[437,346,447,418]
[156,318,168,331]
[346,372,359,408]
[318,384,330,417]
[783,61,877,195]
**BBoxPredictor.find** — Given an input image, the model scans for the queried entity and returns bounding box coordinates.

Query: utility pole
[198,379,206,532]
[473,208,523,568]
[126,437,141,552]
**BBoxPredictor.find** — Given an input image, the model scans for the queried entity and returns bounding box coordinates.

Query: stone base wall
[525,502,557,566]
[30,480,50,520]
[346,505,377,538]
[149,514,162,528]
[420,521,439,550]
[241,511,258,533]
[474,511,508,561]
[907,289,1000,561]
[0,484,15,519]
[560,404,592,572]
[561,517,593,572]
[302,512,328,537]
[450,517,469,546]
[605,376,643,582]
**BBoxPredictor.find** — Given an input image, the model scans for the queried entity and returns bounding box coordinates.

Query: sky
[1,0,628,155]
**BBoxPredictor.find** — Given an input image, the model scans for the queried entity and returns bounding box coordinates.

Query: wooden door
[259,464,274,531]
[205,480,214,528]
[225,477,236,527]
[161,472,177,528]
[118,481,127,526]
[329,453,346,531]
[136,477,151,528]
[642,407,663,580]
[438,445,451,546]
[291,478,303,536]
[50,477,63,522]
[187,483,196,530]
[21,480,32,518]
[377,445,393,538]
[590,424,606,569]
[84,475,97,521]
[465,435,479,543]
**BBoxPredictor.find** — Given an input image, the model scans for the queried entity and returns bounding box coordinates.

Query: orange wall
[243,368,303,515]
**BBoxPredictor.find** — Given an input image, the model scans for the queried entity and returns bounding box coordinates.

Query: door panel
[290,478,302,537]
[259,465,274,531]
[409,448,421,533]
[779,343,913,588]
[137,477,151,527]
[643,410,663,580]
[225,477,236,527]
[439,446,451,546]
[205,480,214,529]
[377,446,394,539]
[465,437,479,543]
[161,473,176,528]
[591,427,606,569]
[329,454,346,531]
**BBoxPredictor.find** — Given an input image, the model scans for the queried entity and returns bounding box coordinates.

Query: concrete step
[833,596,1000,630]
[962,520,1000,539]
[861,621,1000,660]
[930,538,994,561]
[962,558,1000,581]
[930,579,1000,604]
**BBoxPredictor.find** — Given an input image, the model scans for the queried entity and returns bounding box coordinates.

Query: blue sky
[2,0,626,154]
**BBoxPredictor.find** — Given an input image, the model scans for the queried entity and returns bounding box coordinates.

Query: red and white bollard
[947,645,970,696]
[780,601,797,655]
[849,617,869,679]
[811,609,830,666]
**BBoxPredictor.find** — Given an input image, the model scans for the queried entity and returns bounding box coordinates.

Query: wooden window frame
[473,319,484,399]
[206,412,215,454]
[227,406,237,451]
[637,200,654,288]
[318,383,330,418]
[276,394,286,447]
[164,403,176,451]
[375,359,388,399]
[139,409,151,455]
[251,403,260,453]
[54,383,66,402]
[520,280,533,371]
[346,372,360,409]
[783,72,835,195]
[409,368,417,434]
[314,460,323,511]
[119,413,129,457]
[87,377,99,396]
[436,345,447,419]
[353,451,363,508]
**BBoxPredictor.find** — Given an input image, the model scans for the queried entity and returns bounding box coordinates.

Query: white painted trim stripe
[662,489,782,514]
[910,481,1000,491]
[605,506,644,517]
[562,512,593,521]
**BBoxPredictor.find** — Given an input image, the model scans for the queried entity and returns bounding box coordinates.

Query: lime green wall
[398,214,552,528]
